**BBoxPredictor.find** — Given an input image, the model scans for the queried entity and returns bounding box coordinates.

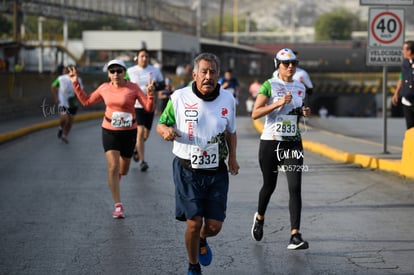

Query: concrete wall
[0,72,107,121]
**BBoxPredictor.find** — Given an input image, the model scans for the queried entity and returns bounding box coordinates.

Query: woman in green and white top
[251,48,311,250]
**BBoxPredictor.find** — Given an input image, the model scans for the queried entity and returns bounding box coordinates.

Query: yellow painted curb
[252,118,411,179]
[0,111,104,145]
[302,140,401,174]
[400,128,414,178]
[252,119,264,133]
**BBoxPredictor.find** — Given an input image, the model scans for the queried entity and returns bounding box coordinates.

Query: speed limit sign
[368,8,404,47]
[367,8,404,66]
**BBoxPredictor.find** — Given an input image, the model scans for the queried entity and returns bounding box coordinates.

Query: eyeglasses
[280,60,298,66]
[109,68,124,74]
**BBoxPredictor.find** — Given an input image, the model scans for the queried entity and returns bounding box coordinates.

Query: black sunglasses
[280,60,298,66]
[109,68,124,74]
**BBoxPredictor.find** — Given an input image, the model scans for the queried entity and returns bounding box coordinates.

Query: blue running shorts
[172,157,229,222]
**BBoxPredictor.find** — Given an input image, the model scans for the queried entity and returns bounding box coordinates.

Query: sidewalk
[253,116,410,178]
[1,112,411,178]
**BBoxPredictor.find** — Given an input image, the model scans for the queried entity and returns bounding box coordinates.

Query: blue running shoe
[187,263,202,275]
[198,238,212,266]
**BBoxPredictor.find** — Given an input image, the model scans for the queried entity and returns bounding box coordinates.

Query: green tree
[0,15,13,38]
[69,16,132,38]
[24,16,64,40]
[204,13,257,38]
[315,8,363,41]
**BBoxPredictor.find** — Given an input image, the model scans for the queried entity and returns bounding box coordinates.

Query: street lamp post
[38,16,45,73]
[290,0,297,43]
[62,0,68,66]
[245,12,250,33]
[233,0,238,44]
[219,0,224,41]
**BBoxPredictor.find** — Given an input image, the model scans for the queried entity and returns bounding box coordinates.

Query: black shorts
[135,108,155,130]
[101,128,137,158]
[60,106,78,116]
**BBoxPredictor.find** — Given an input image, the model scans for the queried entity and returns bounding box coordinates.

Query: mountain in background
[166,0,414,32]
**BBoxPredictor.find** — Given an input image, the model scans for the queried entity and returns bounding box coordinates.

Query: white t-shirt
[293,67,313,89]
[127,64,163,108]
[259,77,306,141]
[58,74,83,108]
[162,86,236,160]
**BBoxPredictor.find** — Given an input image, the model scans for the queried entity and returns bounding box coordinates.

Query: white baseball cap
[107,59,127,70]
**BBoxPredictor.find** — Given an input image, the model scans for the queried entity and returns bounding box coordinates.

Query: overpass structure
[1,0,197,39]
[0,0,199,70]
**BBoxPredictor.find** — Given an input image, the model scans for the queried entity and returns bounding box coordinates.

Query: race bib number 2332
[190,143,219,169]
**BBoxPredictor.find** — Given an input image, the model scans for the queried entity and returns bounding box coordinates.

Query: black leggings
[257,140,303,230]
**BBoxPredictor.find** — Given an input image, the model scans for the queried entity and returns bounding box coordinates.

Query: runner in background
[51,65,84,144]
[157,77,173,114]
[218,69,240,105]
[68,59,155,218]
[126,48,165,171]
[249,79,261,99]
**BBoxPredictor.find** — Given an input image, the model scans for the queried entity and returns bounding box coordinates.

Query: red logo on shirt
[185,103,198,109]
[185,102,199,141]
[221,108,228,116]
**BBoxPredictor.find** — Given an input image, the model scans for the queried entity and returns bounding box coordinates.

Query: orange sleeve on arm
[73,81,103,106]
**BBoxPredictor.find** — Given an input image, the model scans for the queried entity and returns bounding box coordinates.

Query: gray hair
[193,53,220,74]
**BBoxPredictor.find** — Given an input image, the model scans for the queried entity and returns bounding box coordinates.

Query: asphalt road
[0,117,413,275]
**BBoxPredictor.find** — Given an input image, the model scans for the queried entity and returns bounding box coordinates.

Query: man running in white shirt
[51,65,84,144]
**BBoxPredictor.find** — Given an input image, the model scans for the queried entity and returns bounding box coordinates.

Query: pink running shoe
[113,202,125,219]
